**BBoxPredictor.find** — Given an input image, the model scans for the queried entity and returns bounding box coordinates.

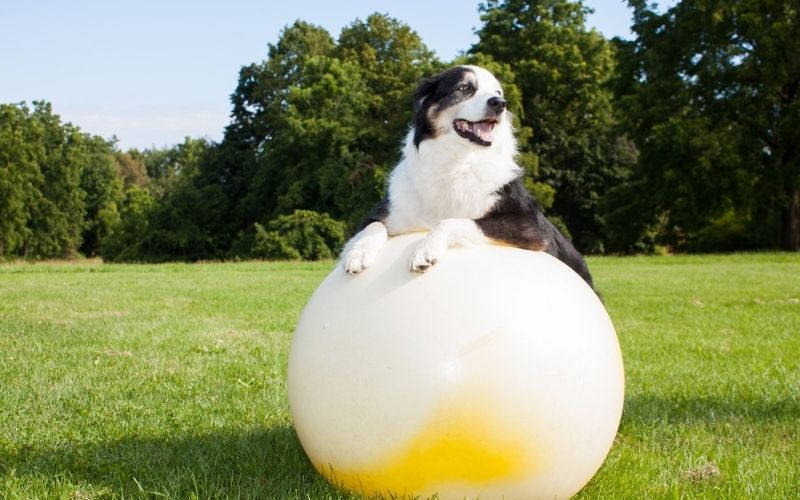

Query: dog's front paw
[340,221,388,275]
[342,246,376,274]
[408,238,446,273]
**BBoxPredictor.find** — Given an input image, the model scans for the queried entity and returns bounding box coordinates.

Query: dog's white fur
[341,66,521,274]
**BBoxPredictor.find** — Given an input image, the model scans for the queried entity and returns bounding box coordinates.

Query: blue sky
[2,1,643,150]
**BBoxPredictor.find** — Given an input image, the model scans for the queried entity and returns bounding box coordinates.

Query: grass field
[1,253,798,499]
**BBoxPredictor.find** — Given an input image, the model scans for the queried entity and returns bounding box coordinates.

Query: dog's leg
[340,221,389,274]
[409,219,488,273]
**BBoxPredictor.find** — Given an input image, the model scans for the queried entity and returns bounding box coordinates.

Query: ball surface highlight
[288,232,624,499]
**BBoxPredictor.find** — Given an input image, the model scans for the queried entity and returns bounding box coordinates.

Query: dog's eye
[457,83,470,93]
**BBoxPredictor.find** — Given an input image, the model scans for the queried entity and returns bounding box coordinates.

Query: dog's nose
[487,96,507,111]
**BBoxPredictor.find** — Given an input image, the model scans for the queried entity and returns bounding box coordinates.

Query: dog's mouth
[453,118,497,146]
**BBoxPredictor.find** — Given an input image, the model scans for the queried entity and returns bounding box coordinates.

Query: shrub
[251,210,346,260]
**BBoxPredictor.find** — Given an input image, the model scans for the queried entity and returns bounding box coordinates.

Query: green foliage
[98,138,222,262]
[228,14,440,231]
[612,0,800,251]
[255,56,377,221]
[21,104,86,258]
[103,13,441,263]
[137,181,228,262]
[252,223,301,261]
[336,14,441,169]
[600,178,660,254]
[4,4,798,259]
[132,137,210,196]
[221,21,338,240]
[0,102,121,259]
[79,136,123,256]
[113,151,149,190]
[685,210,756,253]
[251,210,346,261]
[0,103,38,256]
[99,186,155,262]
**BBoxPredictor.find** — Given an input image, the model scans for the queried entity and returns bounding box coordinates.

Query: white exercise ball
[288,232,624,499]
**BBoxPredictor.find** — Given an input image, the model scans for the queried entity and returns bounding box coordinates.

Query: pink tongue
[471,121,493,142]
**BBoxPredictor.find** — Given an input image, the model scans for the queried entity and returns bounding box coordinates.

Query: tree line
[1,0,797,261]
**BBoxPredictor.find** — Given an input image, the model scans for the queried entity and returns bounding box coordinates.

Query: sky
[2,0,643,150]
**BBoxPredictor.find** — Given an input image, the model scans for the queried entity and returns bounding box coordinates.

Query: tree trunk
[781,187,800,251]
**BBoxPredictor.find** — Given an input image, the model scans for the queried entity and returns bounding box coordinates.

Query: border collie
[340,65,594,289]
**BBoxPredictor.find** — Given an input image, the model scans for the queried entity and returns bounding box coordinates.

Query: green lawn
[1,254,798,499]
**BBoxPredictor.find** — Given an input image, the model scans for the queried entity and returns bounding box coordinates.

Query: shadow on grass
[2,424,339,498]
[623,394,800,424]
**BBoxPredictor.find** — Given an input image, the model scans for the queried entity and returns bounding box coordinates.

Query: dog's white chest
[414,163,499,220]
[384,151,515,233]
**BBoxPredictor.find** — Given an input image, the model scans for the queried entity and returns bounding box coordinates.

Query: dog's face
[412,65,509,149]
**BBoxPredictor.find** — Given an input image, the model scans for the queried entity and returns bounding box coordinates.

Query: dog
[340,65,594,289]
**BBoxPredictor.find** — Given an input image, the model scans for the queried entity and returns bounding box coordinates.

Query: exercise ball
[288,232,624,499]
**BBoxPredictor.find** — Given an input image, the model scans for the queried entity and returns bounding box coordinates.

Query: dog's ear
[413,77,438,112]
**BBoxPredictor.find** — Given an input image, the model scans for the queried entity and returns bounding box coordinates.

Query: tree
[103,138,221,262]
[99,186,154,262]
[134,137,210,196]
[615,0,800,250]
[79,135,122,256]
[132,147,225,262]
[113,151,149,190]
[199,14,441,259]
[252,56,376,224]
[228,15,441,231]
[24,104,88,257]
[472,0,631,252]
[0,103,39,257]
[210,21,337,249]
[135,180,228,262]
[0,102,121,258]
[336,14,440,170]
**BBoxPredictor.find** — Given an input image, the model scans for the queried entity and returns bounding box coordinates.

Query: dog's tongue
[472,121,493,142]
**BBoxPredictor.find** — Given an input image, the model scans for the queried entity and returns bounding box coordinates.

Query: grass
[0,254,798,498]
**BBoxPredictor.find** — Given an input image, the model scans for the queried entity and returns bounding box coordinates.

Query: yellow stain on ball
[319,389,540,496]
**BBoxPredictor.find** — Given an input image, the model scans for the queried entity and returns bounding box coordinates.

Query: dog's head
[412,65,511,150]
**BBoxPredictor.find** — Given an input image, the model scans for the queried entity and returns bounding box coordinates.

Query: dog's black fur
[476,180,594,288]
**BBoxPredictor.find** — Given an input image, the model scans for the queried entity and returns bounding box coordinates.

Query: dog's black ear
[413,77,438,112]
